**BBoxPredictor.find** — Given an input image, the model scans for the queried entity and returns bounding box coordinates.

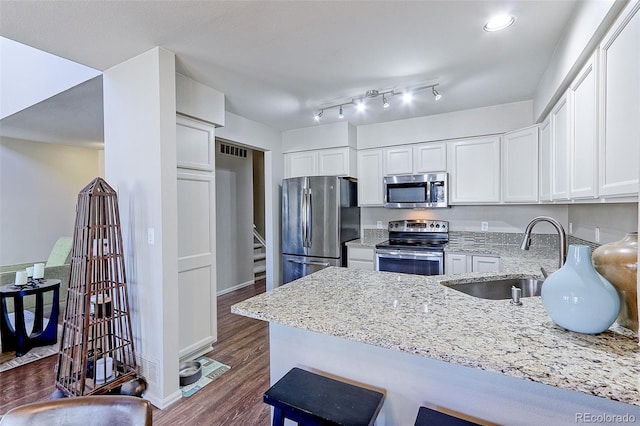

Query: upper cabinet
[569,52,598,199]
[413,143,447,173]
[383,146,413,175]
[550,94,570,201]
[598,1,640,197]
[283,121,358,179]
[382,142,447,175]
[539,117,552,202]
[502,125,539,203]
[357,149,384,206]
[447,136,501,204]
[285,147,357,178]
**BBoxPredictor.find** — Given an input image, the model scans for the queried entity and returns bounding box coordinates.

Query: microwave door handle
[426,183,432,204]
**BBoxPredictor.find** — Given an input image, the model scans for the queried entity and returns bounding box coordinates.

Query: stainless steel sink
[443,277,544,300]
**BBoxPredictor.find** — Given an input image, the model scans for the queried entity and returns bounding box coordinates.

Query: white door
[176,116,217,360]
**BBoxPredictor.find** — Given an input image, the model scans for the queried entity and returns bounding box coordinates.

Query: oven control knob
[435,224,440,228]
[429,223,434,228]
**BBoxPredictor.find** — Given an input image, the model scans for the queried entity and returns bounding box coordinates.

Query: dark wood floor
[0,280,271,426]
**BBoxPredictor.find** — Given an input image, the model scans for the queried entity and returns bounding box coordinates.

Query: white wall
[103,47,180,409]
[0,37,101,119]
[217,111,283,289]
[569,203,638,244]
[215,143,255,294]
[357,100,533,149]
[0,137,101,265]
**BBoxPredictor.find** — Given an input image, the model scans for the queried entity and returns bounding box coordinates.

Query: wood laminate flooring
[0,280,270,426]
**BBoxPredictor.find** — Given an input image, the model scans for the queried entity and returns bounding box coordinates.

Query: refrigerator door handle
[301,188,308,247]
[306,191,312,247]
[286,259,331,267]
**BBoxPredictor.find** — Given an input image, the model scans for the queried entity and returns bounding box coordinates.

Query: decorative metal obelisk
[55,177,140,396]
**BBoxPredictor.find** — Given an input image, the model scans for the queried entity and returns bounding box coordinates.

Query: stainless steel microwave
[383,173,449,208]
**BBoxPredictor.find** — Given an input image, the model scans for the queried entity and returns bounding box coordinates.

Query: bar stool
[414,406,481,426]
[263,367,385,426]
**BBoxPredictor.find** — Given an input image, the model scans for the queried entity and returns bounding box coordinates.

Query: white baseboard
[217,279,255,296]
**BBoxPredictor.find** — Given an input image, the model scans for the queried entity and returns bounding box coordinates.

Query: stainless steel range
[375,219,449,276]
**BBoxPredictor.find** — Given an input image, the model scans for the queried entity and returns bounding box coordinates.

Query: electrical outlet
[376,221,383,229]
[481,221,489,232]
[569,222,573,234]
[595,227,600,243]
[147,228,155,245]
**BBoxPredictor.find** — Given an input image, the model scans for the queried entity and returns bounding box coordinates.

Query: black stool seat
[263,367,385,426]
[414,406,480,426]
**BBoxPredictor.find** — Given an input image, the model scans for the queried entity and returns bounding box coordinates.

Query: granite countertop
[232,251,640,406]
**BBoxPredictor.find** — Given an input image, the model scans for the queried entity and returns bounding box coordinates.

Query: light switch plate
[147,228,155,245]
[481,221,489,232]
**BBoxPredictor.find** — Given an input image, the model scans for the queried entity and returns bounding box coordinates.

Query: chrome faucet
[520,216,567,268]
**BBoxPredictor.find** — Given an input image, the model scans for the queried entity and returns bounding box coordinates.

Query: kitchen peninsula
[232,254,640,425]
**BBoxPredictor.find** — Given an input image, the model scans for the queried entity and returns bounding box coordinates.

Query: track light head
[314,110,323,122]
[402,92,413,103]
[432,87,442,101]
[356,99,366,112]
[338,105,344,119]
[382,94,389,108]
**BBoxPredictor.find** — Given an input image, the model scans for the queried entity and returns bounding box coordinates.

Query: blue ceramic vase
[541,245,620,334]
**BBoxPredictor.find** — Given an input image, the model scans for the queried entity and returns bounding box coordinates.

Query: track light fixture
[314,84,441,122]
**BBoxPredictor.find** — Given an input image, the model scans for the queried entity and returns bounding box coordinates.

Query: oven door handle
[375,249,443,258]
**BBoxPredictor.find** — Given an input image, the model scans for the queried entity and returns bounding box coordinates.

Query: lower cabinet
[347,246,375,270]
[445,253,501,275]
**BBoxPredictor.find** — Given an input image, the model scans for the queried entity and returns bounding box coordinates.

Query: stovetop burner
[376,219,449,252]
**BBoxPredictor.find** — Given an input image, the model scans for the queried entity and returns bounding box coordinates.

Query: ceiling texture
[0,0,579,145]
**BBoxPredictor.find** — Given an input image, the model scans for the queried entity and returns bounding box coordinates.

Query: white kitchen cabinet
[539,117,552,202]
[357,149,384,206]
[413,142,447,173]
[472,255,502,273]
[502,126,539,203]
[285,151,317,178]
[445,253,501,274]
[445,253,468,275]
[285,147,356,178]
[598,0,640,197]
[347,246,375,270]
[318,147,357,176]
[550,94,570,201]
[383,146,413,175]
[447,136,501,204]
[569,52,599,199]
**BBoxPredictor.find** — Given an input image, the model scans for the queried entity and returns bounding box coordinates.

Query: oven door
[375,249,444,276]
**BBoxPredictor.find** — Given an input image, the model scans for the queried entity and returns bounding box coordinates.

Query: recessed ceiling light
[484,14,515,32]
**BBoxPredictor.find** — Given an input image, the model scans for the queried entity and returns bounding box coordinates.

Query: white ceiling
[0,0,579,144]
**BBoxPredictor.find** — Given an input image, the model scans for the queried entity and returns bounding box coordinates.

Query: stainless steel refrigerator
[282,176,360,284]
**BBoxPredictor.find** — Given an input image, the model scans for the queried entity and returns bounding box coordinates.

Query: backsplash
[361,228,388,244]
[362,228,600,250]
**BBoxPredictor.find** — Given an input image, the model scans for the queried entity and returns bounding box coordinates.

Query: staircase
[253,226,267,281]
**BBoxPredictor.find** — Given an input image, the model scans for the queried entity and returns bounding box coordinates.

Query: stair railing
[253,224,267,248]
